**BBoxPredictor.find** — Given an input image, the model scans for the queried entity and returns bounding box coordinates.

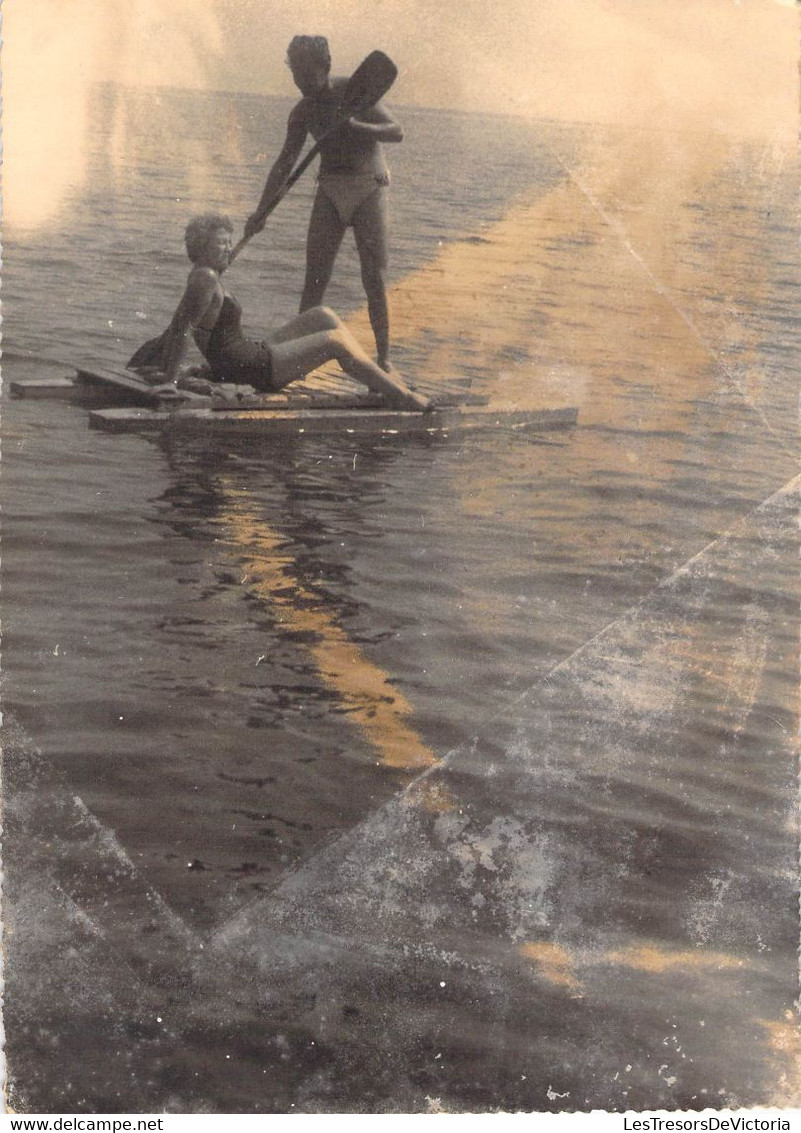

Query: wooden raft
[11,362,578,437]
[89,404,578,437]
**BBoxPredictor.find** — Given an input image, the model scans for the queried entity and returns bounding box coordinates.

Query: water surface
[3,85,798,1112]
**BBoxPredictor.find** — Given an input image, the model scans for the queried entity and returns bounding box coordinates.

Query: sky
[4,0,799,229]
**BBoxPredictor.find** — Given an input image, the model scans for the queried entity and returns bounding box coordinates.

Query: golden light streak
[220,484,436,771]
[343,106,791,537]
[520,941,582,990]
[602,944,746,973]
[519,938,753,987]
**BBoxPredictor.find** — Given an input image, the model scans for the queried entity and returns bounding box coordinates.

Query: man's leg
[300,188,346,312]
[352,188,390,369]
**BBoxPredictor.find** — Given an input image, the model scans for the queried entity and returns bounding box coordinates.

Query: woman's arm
[161,268,220,381]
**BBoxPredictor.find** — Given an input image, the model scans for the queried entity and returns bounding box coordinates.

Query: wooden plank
[212,392,383,412]
[299,368,351,386]
[89,404,578,437]
[10,377,77,398]
[408,375,472,394]
[89,408,172,433]
[302,370,476,402]
[75,365,183,407]
[210,388,487,412]
[74,364,236,410]
[301,374,364,396]
[428,390,489,406]
[248,369,484,407]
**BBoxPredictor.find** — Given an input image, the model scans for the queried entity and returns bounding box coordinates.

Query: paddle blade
[342,50,398,112]
[127,327,170,370]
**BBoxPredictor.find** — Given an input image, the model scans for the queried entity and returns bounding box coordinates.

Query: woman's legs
[269,326,430,410]
[265,306,341,346]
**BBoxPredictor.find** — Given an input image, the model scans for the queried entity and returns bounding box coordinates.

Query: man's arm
[161,269,219,381]
[245,103,309,238]
[347,100,403,143]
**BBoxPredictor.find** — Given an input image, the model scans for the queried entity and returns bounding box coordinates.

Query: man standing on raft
[244,36,402,371]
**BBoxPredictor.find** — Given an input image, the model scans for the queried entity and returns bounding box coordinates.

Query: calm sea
[3,84,799,1112]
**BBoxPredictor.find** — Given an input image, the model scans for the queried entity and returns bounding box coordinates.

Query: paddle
[127,50,398,373]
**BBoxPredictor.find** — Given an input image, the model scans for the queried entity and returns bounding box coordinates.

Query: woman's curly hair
[184,213,233,264]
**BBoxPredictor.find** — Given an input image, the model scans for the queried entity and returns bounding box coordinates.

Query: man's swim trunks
[202,293,278,391]
[317,171,390,227]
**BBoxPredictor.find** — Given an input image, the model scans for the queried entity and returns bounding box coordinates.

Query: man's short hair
[287,35,331,72]
[184,213,233,263]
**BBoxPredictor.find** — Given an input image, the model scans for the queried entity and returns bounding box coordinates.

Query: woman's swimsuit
[199,293,277,391]
[317,171,390,227]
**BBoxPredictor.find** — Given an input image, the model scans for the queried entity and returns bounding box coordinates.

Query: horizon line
[88,77,582,126]
[85,81,779,142]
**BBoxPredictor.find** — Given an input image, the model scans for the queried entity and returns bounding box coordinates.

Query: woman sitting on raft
[151,213,430,411]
